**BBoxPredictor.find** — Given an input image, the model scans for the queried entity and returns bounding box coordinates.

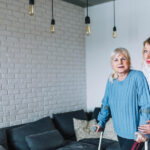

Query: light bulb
[113,26,117,38]
[29,4,34,16]
[85,16,91,36]
[85,24,91,35]
[50,19,55,33]
[50,25,55,33]
[113,31,117,38]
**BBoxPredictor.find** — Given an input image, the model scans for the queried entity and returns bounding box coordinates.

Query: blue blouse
[98,70,150,139]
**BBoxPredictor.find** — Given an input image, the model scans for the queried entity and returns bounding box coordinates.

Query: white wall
[86,0,150,111]
[0,0,86,127]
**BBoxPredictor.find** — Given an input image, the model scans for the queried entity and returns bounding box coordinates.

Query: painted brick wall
[0,0,86,127]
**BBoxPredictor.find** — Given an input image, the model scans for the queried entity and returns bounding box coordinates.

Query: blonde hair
[110,48,131,82]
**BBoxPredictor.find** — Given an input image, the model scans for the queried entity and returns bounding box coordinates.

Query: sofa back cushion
[0,124,24,150]
[53,110,87,139]
[73,118,100,141]
[92,107,101,122]
[0,129,8,149]
[103,118,118,141]
[92,107,111,122]
[7,117,56,150]
[25,130,64,150]
[0,145,6,150]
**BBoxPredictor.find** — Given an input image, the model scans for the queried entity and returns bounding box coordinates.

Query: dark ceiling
[61,0,113,8]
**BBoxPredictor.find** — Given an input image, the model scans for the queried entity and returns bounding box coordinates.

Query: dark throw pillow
[92,107,111,122]
[92,107,101,122]
[53,109,87,139]
[25,130,64,150]
[7,117,56,150]
[0,129,8,149]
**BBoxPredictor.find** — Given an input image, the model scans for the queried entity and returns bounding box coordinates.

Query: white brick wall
[0,0,86,127]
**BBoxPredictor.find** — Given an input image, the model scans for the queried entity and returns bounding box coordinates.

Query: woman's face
[143,43,150,67]
[112,52,130,74]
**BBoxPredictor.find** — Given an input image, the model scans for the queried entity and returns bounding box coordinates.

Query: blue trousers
[117,136,144,150]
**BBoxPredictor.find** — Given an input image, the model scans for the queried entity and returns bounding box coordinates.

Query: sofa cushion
[7,117,56,150]
[79,138,120,150]
[53,110,87,139]
[0,129,8,149]
[93,107,112,122]
[92,107,101,122]
[73,118,100,141]
[78,138,99,147]
[105,142,120,150]
[56,141,97,150]
[103,118,118,141]
[0,123,26,150]
[0,145,6,150]
[85,112,93,121]
[25,130,64,150]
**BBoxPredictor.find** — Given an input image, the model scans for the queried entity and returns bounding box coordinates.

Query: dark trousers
[117,136,144,150]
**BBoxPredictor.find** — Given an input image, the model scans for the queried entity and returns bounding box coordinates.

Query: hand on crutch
[135,132,148,150]
[135,132,147,143]
[138,121,150,150]
[93,124,103,150]
[93,124,103,133]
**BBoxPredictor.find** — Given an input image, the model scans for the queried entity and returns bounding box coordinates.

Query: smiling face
[143,42,150,67]
[111,52,130,74]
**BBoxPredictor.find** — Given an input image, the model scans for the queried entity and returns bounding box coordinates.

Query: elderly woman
[94,48,150,150]
[138,37,150,136]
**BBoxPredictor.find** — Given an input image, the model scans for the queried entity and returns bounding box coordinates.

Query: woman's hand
[93,124,103,133]
[135,132,147,143]
[138,120,150,134]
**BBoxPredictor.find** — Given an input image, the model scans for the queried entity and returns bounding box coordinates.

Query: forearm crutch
[98,131,103,150]
[145,141,148,150]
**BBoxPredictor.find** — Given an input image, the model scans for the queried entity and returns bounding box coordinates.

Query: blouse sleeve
[137,72,150,127]
[97,79,111,128]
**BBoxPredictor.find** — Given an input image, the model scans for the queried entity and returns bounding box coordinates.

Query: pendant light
[112,0,117,38]
[50,0,55,33]
[85,0,91,35]
[29,0,34,16]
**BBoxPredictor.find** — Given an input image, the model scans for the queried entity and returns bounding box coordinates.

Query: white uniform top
[142,62,150,89]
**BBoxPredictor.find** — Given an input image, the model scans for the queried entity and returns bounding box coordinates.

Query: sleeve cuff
[98,120,105,128]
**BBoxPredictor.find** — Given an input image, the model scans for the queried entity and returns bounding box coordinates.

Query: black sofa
[0,108,120,150]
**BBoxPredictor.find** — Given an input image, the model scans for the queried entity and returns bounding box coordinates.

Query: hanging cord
[86,0,88,16]
[113,0,116,27]
[52,0,54,19]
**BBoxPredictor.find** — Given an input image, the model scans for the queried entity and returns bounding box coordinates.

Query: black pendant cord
[113,0,116,27]
[86,0,88,16]
[85,0,90,24]
[51,0,55,25]
[52,0,54,19]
